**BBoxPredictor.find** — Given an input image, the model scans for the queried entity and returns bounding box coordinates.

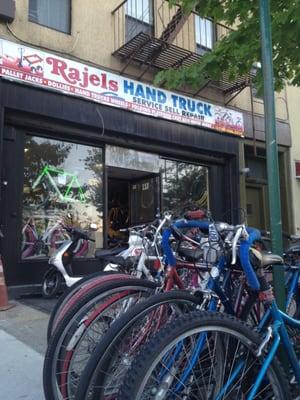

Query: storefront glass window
[160,159,209,213]
[22,136,103,259]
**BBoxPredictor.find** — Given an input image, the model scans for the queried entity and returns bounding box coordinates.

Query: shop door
[0,127,28,286]
[246,185,266,230]
[130,175,160,225]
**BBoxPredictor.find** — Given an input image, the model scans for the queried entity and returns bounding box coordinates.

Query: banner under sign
[0,39,244,136]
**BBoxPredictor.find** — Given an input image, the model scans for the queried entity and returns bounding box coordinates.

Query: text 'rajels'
[46,57,118,91]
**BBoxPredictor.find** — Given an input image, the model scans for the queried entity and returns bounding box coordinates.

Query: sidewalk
[0,301,49,399]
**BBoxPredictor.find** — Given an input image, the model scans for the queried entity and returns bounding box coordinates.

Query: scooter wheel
[42,270,62,299]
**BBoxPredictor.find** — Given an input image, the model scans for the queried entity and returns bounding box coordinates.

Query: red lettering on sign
[90,74,100,86]
[46,56,119,92]
[109,80,118,92]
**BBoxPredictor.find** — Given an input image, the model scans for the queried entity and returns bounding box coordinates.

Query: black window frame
[28,0,72,35]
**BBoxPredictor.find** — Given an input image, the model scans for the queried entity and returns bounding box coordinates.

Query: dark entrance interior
[107,167,160,247]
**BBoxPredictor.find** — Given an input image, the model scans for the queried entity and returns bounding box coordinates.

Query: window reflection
[22,137,103,259]
[160,159,209,213]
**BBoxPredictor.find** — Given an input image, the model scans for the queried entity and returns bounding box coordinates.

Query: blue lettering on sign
[187,99,196,112]
[123,80,134,95]
[197,102,204,114]
[171,94,212,116]
[204,104,212,116]
[157,90,167,104]
[135,84,145,98]
[146,87,156,101]
[171,95,179,107]
[123,80,167,104]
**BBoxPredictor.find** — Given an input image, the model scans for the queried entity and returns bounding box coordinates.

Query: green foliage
[156,0,300,93]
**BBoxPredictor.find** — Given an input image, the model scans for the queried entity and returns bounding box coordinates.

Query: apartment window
[195,15,214,55]
[29,0,71,34]
[125,0,154,42]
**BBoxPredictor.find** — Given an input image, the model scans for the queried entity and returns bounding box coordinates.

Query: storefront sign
[0,38,244,136]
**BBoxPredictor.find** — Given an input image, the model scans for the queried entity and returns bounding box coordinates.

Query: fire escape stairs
[159,7,190,43]
[112,1,253,95]
[136,6,191,78]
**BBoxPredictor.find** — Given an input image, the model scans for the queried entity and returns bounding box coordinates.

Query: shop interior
[107,166,159,247]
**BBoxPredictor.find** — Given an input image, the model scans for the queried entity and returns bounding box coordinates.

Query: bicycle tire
[43,278,157,400]
[119,311,290,400]
[75,290,202,400]
[47,271,127,340]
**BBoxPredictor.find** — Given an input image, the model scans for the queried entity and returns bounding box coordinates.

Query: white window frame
[195,15,214,54]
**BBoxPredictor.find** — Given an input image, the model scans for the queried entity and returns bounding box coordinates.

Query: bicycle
[22,214,88,259]
[118,224,300,399]
[72,219,270,400]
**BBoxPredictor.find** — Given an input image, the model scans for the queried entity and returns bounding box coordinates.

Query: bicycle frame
[160,223,300,398]
[32,165,86,203]
[239,301,300,399]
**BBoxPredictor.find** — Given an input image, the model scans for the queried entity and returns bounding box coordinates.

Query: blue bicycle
[119,225,300,399]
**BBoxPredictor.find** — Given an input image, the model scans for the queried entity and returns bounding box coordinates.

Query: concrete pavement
[0,301,50,399]
[0,330,44,399]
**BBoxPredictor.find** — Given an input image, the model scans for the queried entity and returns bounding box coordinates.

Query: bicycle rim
[120,315,286,399]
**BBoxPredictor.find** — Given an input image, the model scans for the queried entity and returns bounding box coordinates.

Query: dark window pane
[29,0,71,34]
[22,137,103,259]
[160,159,209,213]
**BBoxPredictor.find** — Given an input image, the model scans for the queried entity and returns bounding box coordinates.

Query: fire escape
[112,0,255,101]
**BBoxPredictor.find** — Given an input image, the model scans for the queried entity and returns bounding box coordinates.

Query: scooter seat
[95,246,127,259]
[104,256,133,268]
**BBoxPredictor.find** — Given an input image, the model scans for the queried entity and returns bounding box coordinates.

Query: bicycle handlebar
[162,219,262,290]
[162,219,210,266]
[239,227,261,290]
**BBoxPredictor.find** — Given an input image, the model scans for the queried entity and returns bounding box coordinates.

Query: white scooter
[42,223,127,298]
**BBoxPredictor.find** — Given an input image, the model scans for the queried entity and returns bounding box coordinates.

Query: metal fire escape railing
[111,0,255,97]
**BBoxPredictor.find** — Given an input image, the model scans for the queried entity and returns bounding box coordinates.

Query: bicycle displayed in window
[22,214,88,259]
[31,165,86,204]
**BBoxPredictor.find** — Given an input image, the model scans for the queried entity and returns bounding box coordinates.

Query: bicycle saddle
[251,248,284,268]
[285,244,300,255]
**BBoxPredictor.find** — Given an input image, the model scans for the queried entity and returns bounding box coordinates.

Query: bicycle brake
[255,326,273,357]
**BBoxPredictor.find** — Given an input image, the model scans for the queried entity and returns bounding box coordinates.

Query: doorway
[246,185,267,230]
[106,166,160,247]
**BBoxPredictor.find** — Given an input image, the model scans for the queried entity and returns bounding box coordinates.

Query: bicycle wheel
[47,272,128,340]
[43,278,157,400]
[119,311,290,400]
[75,290,202,400]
